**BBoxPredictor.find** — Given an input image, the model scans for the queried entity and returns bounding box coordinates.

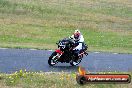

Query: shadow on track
[48,65,79,72]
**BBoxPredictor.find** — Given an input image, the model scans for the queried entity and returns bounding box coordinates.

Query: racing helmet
[74,29,80,40]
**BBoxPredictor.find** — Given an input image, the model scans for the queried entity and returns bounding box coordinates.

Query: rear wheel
[48,52,59,66]
[70,58,82,66]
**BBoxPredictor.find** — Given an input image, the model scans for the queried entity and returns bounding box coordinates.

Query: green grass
[0,70,132,88]
[0,0,132,53]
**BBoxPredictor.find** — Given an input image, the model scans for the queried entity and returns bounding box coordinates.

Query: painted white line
[48,50,53,51]
[113,53,118,54]
[94,52,100,53]
[29,49,37,50]
[0,48,8,49]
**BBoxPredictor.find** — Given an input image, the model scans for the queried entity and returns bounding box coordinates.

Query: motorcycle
[48,38,88,66]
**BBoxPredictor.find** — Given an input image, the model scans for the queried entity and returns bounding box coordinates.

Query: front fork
[55,49,64,60]
[56,53,62,59]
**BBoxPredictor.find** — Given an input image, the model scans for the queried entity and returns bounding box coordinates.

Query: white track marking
[0,48,8,49]
[48,50,53,51]
[113,53,118,54]
[29,49,37,50]
[94,52,100,53]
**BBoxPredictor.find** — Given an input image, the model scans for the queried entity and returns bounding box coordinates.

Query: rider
[70,29,85,59]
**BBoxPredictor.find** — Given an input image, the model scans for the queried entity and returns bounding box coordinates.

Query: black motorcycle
[48,38,88,66]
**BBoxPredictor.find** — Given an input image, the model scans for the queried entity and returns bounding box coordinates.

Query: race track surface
[0,48,132,73]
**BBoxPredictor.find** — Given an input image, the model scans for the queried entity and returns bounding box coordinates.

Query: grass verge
[0,0,131,53]
[0,70,132,88]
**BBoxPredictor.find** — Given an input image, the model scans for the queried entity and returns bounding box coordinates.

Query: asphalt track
[0,48,132,73]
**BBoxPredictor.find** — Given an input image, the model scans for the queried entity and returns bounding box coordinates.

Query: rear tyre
[48,52,58,66]
[70,58,82,66]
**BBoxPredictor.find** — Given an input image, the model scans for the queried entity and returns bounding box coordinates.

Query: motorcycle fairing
[55,49,64,55]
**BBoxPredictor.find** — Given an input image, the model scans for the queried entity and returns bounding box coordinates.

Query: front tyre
[48,52,58,66]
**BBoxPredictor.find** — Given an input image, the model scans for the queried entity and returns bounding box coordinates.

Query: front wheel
[48,52,59,66]
[70,58,82,66]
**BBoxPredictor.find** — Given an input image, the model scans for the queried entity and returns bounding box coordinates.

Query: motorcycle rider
[70,29,85,60]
